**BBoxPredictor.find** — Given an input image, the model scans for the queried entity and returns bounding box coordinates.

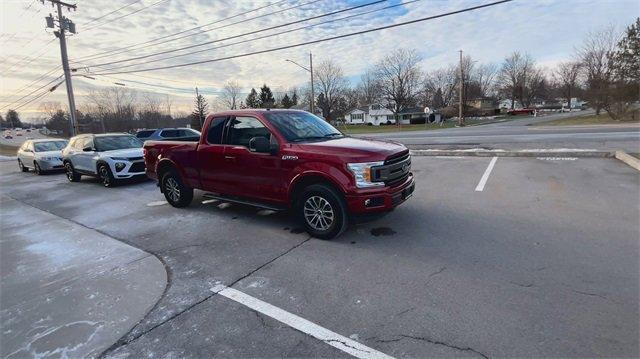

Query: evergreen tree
[281,93,293,108]
[5,110,22,128]
[291,90,298,106]
[245,88,260,108]
[191,91,208,131]
[610,17,640,83]
[259,84,275,108]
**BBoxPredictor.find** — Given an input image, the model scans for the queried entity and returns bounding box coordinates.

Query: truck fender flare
[156,158,188,185]
[288,170,347,205]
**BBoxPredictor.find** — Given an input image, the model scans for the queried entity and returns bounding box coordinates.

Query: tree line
[6,18,637,135]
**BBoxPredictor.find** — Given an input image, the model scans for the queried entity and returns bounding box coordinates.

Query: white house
[498,99,523,110]
[345,104,395,126]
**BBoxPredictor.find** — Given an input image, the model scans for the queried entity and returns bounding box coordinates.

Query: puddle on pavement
[370,227,396,236]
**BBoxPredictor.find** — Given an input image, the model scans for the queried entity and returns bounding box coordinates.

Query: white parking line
[210,285,394,359]
[475,156,498,192]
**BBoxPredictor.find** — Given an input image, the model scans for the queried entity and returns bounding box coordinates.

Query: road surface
[360,111,640,152]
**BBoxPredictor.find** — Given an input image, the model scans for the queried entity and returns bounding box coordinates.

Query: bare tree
[356,69,382,106]
[375,48,423,123]
[499,52,533,108]
[578,26,618,115]
[221,81,242,110]
[313,59,347,121]
[554,61,581,111]
[474,63,498,98]
[423,65,458,109]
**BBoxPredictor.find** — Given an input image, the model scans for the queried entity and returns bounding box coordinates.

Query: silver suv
[62,133,145,187]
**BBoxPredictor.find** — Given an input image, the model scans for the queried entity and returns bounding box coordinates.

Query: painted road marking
[210,285,394,359]
[475,156,498,192]
[537,157,577,161]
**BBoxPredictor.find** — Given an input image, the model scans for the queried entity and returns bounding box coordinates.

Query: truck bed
[143,139,199,182]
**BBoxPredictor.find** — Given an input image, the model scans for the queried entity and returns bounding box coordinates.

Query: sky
[0,0,638,122]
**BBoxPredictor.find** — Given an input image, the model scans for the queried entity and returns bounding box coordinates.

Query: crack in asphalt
[368,334,488,358]
[102,234,314,357]
[323,338,370,353]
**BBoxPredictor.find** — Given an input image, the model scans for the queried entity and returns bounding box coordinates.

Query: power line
[73,0,315,62]
[2,39,57,74]
[82,0,170,32]
[80,0,142,27]
[95,0,421,72]
[13,79,65,111]
[81,0,386,69]
[0,75,64,111]
[1,66,61,101]
[89,0,513,76]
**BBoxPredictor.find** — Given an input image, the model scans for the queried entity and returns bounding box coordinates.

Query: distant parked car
[4,135,12,139]
[507,108,535,116]
[17,139,68,174]
[136,128,201,141]
[62,133,145,187]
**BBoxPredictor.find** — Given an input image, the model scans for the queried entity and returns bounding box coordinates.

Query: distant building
[345,104,394,125]
[468,97,498,115]
[498,99,523,110]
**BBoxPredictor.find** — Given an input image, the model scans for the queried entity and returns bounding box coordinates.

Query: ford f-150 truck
[143,109,414,239]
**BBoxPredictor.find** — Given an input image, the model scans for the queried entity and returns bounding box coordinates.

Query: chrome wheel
[165,177,180,203]
[303,196,334,231]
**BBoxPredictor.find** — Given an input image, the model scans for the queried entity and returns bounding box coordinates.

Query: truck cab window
[226,117,270,147]
[207,117,227,144]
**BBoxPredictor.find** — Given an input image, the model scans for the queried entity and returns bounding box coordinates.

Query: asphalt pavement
[0,154,637,358]
[359,111,640,153]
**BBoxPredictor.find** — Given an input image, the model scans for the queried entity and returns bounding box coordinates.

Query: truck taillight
[143,148,147,157]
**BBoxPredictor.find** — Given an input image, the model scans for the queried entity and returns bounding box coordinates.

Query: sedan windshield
[94,136,143,151]
[264,112,343,142]
[33,141,67,152]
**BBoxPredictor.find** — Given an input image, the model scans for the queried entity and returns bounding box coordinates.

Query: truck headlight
[347,162,384,188]
[115,162,126,172]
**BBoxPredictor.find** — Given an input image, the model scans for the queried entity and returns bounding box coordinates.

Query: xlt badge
[282,155,298,161]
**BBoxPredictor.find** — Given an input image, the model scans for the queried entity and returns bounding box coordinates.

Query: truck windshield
[94,135,143,151]
[264,112,343,142]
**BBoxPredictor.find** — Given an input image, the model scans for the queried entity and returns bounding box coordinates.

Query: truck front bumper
[345,173,415,214]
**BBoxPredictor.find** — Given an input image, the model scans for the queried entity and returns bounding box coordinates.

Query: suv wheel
[64,162,81,182]
[18,159,28,172]
[98,164,116,187]
[33,161,42,175]
[298,184,348,240]
[162,170,193,207]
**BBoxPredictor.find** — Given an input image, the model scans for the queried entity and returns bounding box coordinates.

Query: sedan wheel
[18,160,28,172]
[34,162,42,175]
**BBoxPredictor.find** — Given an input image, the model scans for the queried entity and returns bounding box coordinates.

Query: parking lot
[1,155,638,358]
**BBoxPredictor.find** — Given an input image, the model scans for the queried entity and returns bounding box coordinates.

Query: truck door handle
[224,156,235,161]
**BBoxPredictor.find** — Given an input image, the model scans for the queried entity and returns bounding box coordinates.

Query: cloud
[1,0,638,119]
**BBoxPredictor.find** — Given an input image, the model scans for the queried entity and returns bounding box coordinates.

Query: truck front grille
[372,151,411,187]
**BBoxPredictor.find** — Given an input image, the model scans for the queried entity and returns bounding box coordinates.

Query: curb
[614,151,640,171]
[410,149,614,158]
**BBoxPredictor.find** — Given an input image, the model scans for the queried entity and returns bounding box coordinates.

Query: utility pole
[458,49,464,127]
[44,0,78,136]
[309,52,314,115]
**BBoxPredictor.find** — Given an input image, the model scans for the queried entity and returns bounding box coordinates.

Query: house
[345,104,394,126]
[398,107,428,124]
[498,99,523,110]
[468,97,498,115]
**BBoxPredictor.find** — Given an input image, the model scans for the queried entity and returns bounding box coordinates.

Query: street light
[285,53,314,114]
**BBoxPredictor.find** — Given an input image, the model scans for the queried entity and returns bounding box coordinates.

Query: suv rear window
[136,130,155,138]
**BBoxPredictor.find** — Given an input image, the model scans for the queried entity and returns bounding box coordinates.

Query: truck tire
[297,184,348,240]
[64,162,81,182]
[161,170,193,208]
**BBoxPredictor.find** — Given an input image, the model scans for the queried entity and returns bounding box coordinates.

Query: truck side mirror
[249,137,270,153]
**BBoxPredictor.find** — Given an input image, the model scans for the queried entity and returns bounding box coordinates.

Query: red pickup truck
[143,109,414,239]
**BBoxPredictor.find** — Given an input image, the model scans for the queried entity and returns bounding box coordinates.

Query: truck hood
[293,136,406,162]
[101,148,143,158]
